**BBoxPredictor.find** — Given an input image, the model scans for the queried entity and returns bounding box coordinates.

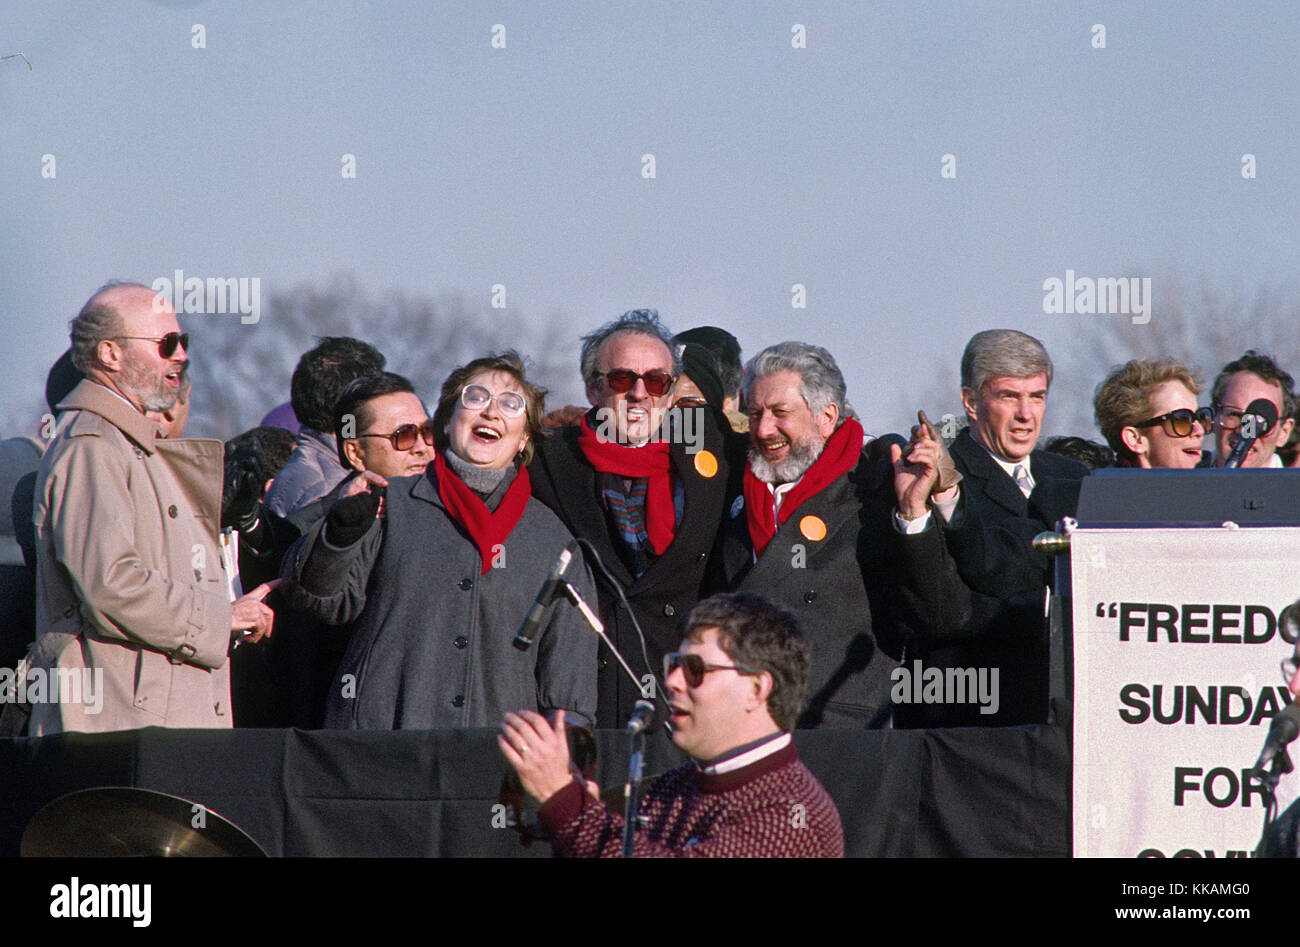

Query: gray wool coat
[282,465,598,730]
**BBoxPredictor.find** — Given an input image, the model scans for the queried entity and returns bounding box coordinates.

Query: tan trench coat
[27,380,234,733]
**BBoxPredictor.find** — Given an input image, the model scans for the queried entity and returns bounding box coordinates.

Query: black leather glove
[324,488,383,547]
[222,442,265,531]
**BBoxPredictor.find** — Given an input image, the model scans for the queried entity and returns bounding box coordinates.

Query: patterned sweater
[538,741,843,857]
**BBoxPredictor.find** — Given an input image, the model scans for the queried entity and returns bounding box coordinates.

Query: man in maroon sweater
[500,592,844,857]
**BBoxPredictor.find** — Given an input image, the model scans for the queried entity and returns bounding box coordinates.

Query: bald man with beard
[24,282,276,734]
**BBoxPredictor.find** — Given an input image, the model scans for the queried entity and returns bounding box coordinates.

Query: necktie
[1013,463,1033,498]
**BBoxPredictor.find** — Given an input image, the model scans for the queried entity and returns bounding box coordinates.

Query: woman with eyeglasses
[282,352,598,730]
[1094,358,1212,469]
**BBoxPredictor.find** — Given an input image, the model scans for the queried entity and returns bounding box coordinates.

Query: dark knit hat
[46,349,84,414]
[677,342,725,409]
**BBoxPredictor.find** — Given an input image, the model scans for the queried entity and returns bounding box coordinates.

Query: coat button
[168,505,178,518]
[453,636,468,649]
[458,578,473,591]
[697,552,706,562]
[803,590,817,604]
[663,604,675,617]
[451,695,465,708]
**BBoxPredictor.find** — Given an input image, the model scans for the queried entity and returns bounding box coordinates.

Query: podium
[1050,469,1300,857]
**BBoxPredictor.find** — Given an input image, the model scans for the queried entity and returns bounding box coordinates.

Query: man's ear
[960,387,980,423]
[749,670,774,713]
[817,401,840,440]
[1274,415,1295,444]
[342,439,366,473]
[96,338,123,373]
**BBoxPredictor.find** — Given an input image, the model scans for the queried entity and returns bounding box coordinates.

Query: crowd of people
[2,279,1297,856]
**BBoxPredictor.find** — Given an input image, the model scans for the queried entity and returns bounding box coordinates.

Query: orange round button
[799,515,827,541]
[693,449,718,478]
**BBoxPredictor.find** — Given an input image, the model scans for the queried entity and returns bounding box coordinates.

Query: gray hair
[742,341,856,423]
[960,329,1053,395]
[68,280,148,373]
[579,309,681,384]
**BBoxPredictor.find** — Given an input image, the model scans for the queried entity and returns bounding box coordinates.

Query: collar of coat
[950,428,1032,516]
[57,379,164,453]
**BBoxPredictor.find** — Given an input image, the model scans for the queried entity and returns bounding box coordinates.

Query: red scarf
[743,418,863,558]
[576,414,676,555]
[435,452,532,574]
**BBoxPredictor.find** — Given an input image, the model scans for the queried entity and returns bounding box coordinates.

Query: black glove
[324,488,383,547]
[222,442,265,531]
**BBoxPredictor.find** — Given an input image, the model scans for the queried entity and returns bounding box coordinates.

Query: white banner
[1072,527,1300,858]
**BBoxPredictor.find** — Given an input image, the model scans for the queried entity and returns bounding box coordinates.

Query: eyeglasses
[1213,404,1278,434]
[356,421,436,452]
[594,369,676,397]
[461,384,527,418]
[663,651,755,688]
[674,396,708,409]
[1134,407,1213,438]
[114,333,189,358]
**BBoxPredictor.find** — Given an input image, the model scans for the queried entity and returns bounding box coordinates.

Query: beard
[748,436,824,485]
[119,358,178,413]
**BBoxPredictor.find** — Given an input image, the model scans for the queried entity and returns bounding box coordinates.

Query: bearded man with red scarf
[528,310,744,729]
[716,341,971,728]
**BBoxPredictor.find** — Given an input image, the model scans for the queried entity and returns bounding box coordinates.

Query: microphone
[512,542,576,651]
[1222,399,1279,469]
[1254,702,1300,772]
[625,699,664,735]
[1278,598,1300,645]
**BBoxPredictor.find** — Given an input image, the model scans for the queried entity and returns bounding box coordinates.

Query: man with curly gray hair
[716,340,970,729]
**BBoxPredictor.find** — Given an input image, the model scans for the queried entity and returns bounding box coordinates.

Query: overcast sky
[3,1,1298,438]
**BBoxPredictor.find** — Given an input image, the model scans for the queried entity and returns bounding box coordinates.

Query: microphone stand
[1251,749,1293,857]
[622,727,646,858]
[558,581,644,695]
[556,580,658,856]
[548,580,660,855]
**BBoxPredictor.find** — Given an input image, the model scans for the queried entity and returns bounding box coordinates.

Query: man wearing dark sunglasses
[333,372,435,481]
[26,282,279,734]
[501,592,843,857]
[529,309,740,730]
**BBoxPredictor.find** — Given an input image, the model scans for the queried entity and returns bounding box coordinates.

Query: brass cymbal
[22,787,266,858]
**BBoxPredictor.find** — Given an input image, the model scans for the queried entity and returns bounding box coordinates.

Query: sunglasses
[357,421,436,452]
[1134,406,1213,438]
[461,384,526,418]
[674,396,708,408]
[595,369,676,397]
[115,332,189,358]
[663,651,755,688]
